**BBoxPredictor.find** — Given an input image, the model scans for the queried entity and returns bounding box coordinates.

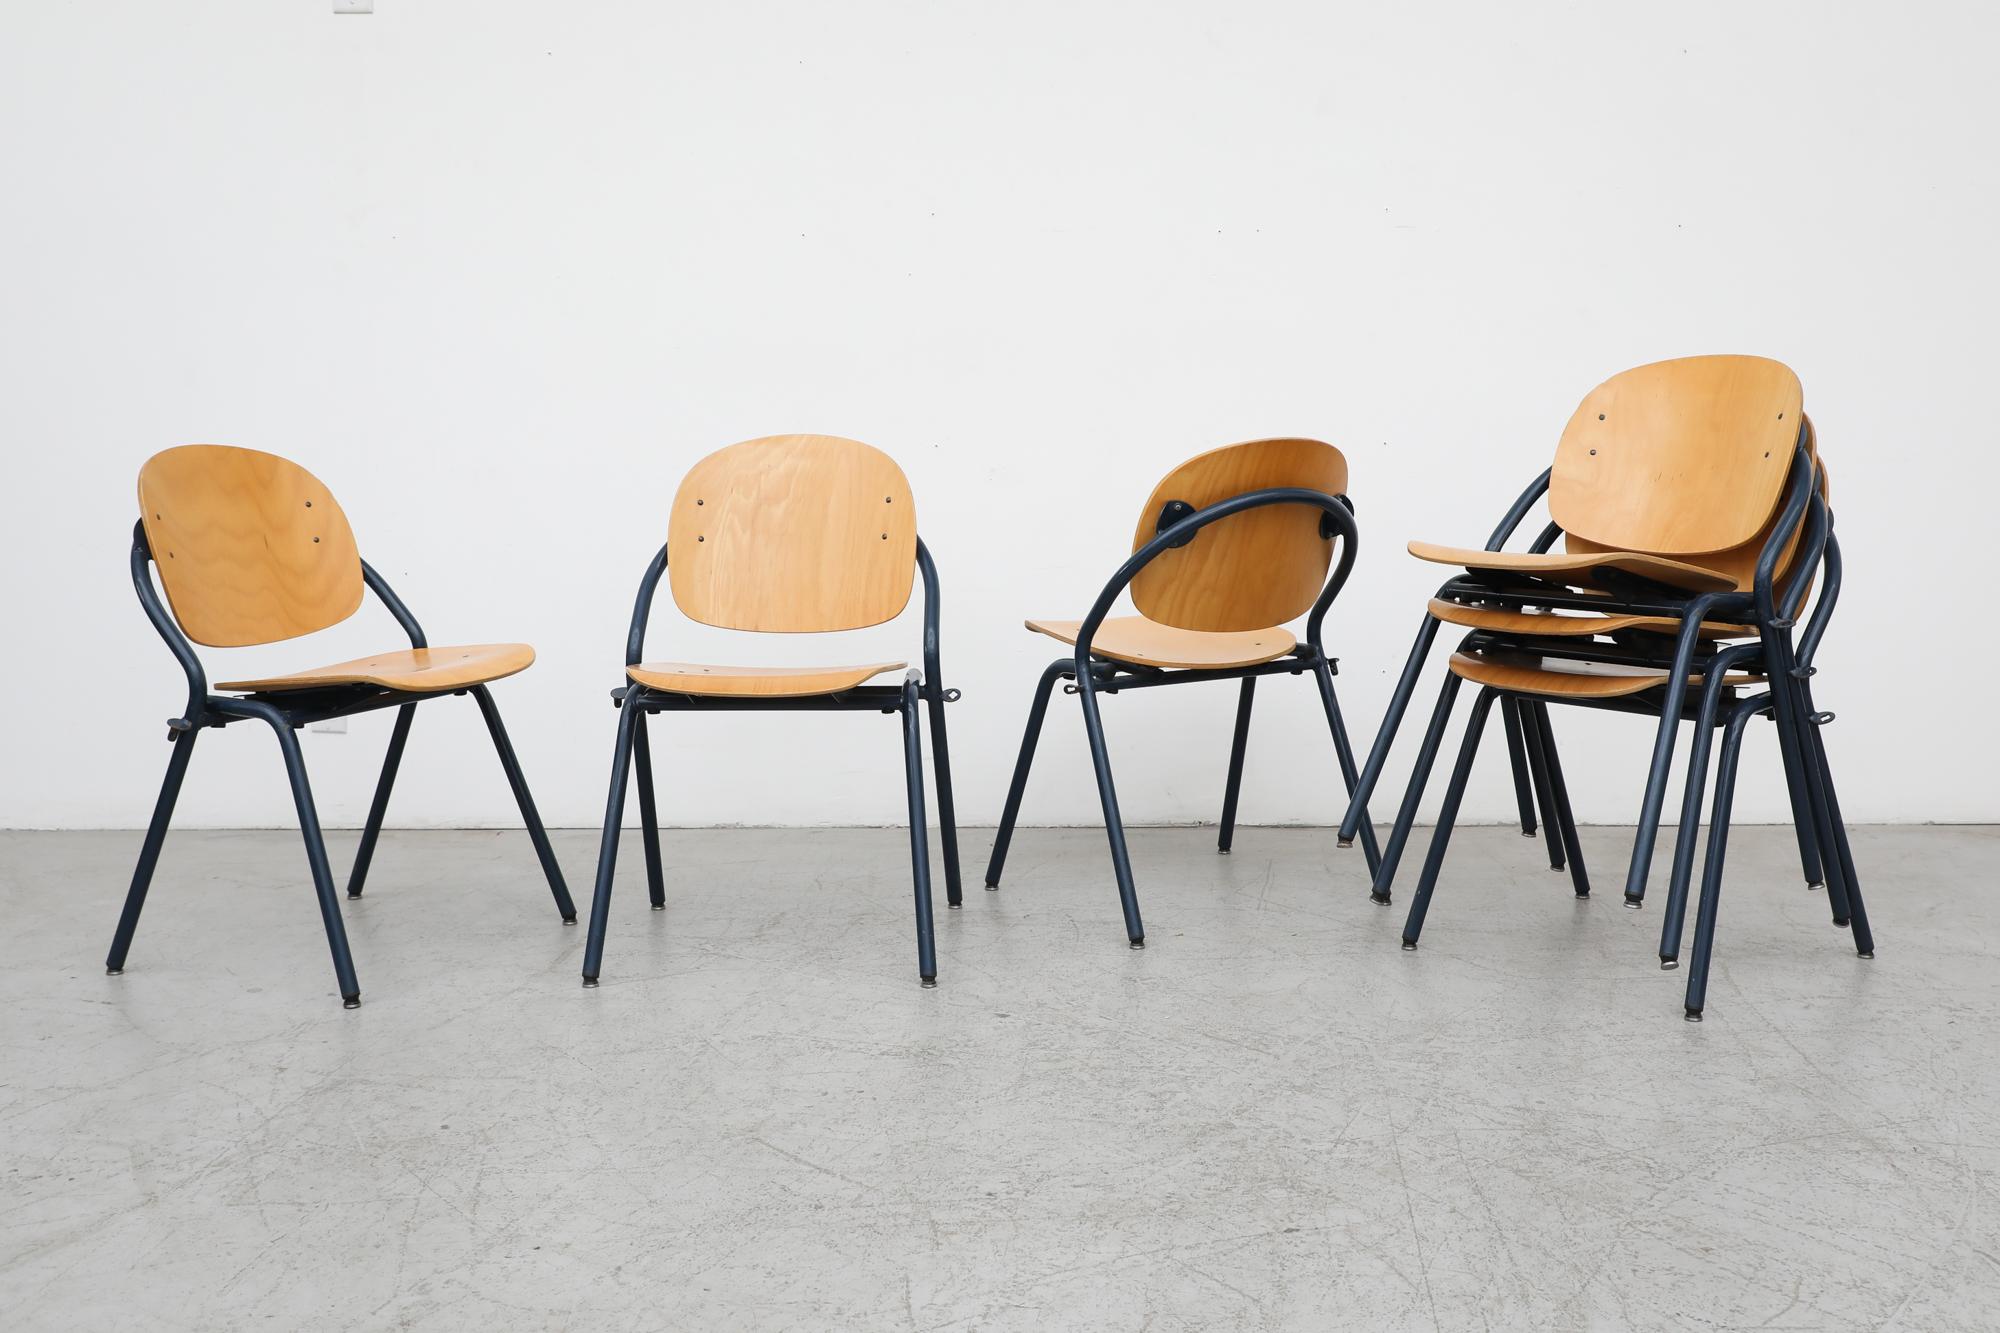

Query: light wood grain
[1027,615,1296,670]
[1563,414,1825,590]
[627,660,906,698]
[668,435,916,633]
[1406,542,1737,593]
[1448,650,1761,699]
[1550,355,1802,555]
[1427,598,1753,640]
[216,643,535,694]
[1128,438,1348,633]
[138,445,364,648]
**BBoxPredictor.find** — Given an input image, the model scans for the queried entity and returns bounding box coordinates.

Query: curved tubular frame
[1357,435,1820,913]
[109,521,575,1010]
[1379,440,1873,1016]
[984,485,1379,946]
[584,536,960,989]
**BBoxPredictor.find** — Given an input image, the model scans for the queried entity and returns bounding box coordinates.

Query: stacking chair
[1341,357,1825,902]
[1341,357,1872,1016]
[113,445,576,1009]
[581,434,960,988]
[984,438,1379,946]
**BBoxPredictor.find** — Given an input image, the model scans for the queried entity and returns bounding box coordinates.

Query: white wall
[2,1,1995,831]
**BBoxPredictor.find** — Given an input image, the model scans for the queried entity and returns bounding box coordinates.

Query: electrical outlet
[311,718,348,734]
[334,1,373,14]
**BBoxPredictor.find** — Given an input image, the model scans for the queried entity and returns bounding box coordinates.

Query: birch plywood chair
[1341,357,1831,908]
[1341,357,1872,1013]
[983,438,1378,947]
[112,445,575,1009]
[581,435,961,987]
[1397,473,1868,1019]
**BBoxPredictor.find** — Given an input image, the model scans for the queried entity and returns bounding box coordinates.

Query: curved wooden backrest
[1564,414,1822,590]
[667,434,917,633]
[1550,355,1802,556]
[1128,438,1348,633]
[137,445,364,648]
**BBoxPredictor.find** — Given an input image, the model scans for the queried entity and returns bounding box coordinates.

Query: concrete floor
[1,824,1995,1331]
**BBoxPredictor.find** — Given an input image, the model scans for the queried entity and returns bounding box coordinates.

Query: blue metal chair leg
[1075,666,1145,946]
[105,727,200,975]
[1517,701,1566,871]
[1684,697,1765,1020]
[1370,671,1464,905]
[901,676,940,985]
[265,714,362,1008]
[1217,676,1256,854]
[1621,610,1717,906]
[1659,651,1758,966]
[1340,613,1440,845]
[1402,687,1499,948]
[1773,694,1827,890]
[924,684,963,908]
[471,685,577,922]
[1765,634,1853,926]
[581,696,640,986]
[1311,659,1383,875]
[1531,702,1589,897]
[984,660,1067,890]
[630,709,666,911]
[345,703,413,900]
[1501,699,1538,839]
[1802,704,1872,957]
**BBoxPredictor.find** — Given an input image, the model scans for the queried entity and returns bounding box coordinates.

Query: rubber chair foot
[342,994,361,1010]
[1370,891,1392,906]
[650,903,665,912]
[106,967,123,976]
[1401,938,1417,951]
[1623,896,1644,910]
[920,977,937,988]
[581,976,599,988]
[1660,957,1679,971]
[1684,1008,1703,1023]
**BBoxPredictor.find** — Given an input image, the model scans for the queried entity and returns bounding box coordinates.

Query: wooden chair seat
[1407,542,1736,593]
[1026,615,1296,670]
[626,659,906,698]
[216,643,536,694]
[1448,650,1762,700]
[1427,598,1754,640]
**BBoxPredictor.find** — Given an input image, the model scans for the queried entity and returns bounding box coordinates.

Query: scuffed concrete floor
[1,824,1995,1330]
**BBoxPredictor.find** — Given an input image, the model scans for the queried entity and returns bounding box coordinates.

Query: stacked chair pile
[1339,355,1869,1019]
